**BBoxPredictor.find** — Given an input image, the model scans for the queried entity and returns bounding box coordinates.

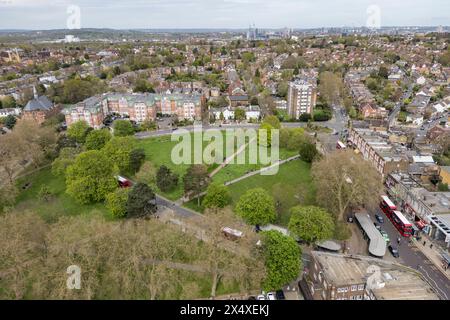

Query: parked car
[380,230,390,243]
[373,222,381,231]
[375,214,384,224]
[267,292,276,300]
[256,294,266,300]
[388,245,400,258]
[275,290,286,300]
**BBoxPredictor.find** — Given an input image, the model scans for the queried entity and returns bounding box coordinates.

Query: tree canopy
[288,206,335,244]
[262,230,301,291]
[66,150,117,204]
[235,188,276,226]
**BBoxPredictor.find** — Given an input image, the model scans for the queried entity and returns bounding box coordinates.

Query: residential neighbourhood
[0,0,450,307]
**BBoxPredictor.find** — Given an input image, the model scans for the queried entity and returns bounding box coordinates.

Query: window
[358,284,365,291]
[351,285,357,292]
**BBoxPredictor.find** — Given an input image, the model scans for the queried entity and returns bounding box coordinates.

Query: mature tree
[11,119,58,167]
[4,115,16,129]
[288,206,335,244]
[261,230,301,291]
[102,136,137,173]
[113,120,135,137]
[127,183,157,218]
[318,71,344,106]
[156,165,179,192]
[51,147,80,176]
[85,129,111,150]
[287,128,307,151]
[262,115,281,129]
[203,183,231,210]
[0,211,48,299]
[136,161,157,185]
[1,96,16,109]
[193,208,265,298]
[183,164,210,205]
[106,188,129,219]
[66,150,117,204]
[235,188,276,226]
[67,120,90,144]
[129,148,146,174]
[133,79,155,93]
[0,133,21,185]
[299,139,320,163]
[258,123,274,147]
[312,150,383,225]
[234,108,246,121]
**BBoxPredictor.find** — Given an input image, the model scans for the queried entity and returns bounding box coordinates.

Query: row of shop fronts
[385,173,450,252]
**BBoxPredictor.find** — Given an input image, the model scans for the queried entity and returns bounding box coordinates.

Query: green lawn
[137,131,297,200]
[15,168,109,223]
[185,159,316,226]
[227,159,316,226]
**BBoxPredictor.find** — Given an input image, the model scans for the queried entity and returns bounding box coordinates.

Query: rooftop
[311,251,440,300]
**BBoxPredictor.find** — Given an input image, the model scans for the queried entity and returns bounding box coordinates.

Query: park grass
[227,159,316,226]
[185,159,316,226]
[137,131,298,200]
[14,168,109,223]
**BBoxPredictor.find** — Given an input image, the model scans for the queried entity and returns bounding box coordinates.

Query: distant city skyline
[0,0,449,30]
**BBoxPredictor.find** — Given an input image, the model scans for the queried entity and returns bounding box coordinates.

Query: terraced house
[63,93,205,129]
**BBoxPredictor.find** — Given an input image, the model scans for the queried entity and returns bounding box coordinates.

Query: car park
[388,245,400,258]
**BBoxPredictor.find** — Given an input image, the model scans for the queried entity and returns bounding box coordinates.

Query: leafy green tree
[133,79,155,93]
[129,148,146,174]
[1,96,16,109]
[113,120,135,137]
[67,120,90,144]
[4,115,16,129]
[235,188,276,226]
[102,136,136,173]
[299,140,320,163]
[106,188,129,219]
[203,184,231,210]
[234,108,246,121]
[85,129,111,150]
[288,206,335,244]
[262,115,281,129]
[66,150,117,204]
[258,123,274,147]
[51,147,80,176]
[126,183,157,218]
[262,230,301,291]
[156,165,179,192]
[183,164,210,205]
[287,128,306,151]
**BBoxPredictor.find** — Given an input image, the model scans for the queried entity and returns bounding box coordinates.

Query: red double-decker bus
[379,195,412,237]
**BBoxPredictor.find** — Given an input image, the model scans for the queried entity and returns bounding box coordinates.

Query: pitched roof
[24,96,53,112]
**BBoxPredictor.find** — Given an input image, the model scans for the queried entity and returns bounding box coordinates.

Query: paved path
[209,137,255,178]
[224,155,301,187]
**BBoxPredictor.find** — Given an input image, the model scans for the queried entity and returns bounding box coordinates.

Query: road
[388,83,414,128]
[367,209,450,300]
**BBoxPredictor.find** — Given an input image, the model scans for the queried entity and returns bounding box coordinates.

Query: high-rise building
[287,80,317,119]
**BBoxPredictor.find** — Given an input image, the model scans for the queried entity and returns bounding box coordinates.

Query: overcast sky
[0,0,449,30]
